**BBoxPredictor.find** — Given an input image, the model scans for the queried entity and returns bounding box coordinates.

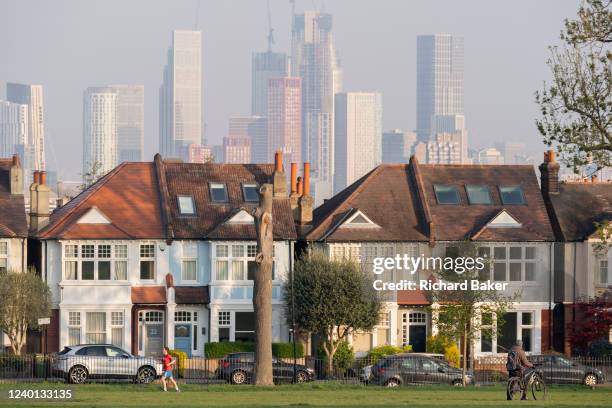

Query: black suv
[369,353,473,387]
[530,355,605,386]
[216,352,315,384]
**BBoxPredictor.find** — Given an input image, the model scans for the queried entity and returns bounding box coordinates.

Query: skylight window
[242,183,259,202]
[465,185,492,205]
[433,185,461,205]
[499,186,526,205]
[178,196,195,215]
[209,183,228,202]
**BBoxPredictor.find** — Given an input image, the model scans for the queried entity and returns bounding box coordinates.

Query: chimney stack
[591,174,598,183]
[539,150,560,195]
[30,170,50,233]
[297,162,313,225]
[9,154,23,195]
[272,150,287,197]
[290,162,300,210]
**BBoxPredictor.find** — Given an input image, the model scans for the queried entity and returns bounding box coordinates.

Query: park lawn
[0,383,611,408]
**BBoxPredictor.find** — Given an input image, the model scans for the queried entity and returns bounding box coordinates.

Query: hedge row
[205,342,304,359]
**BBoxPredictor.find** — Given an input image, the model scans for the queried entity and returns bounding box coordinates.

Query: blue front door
[174,324,192,357]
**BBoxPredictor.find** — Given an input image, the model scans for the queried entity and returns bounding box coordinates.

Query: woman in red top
[161,347,180,392]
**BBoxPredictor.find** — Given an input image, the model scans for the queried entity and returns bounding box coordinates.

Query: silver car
[52,344,163,384]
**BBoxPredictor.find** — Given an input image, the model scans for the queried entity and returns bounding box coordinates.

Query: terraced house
[304,156,556,357]
[32,153,306,357]
[0,156,28,351]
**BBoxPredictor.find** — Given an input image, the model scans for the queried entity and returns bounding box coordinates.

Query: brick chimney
[30,170,50,232]
[289,162,300,210]
[9,154,23,195]
[272,151,287,197]
[297,162,313,224]
[539,150,560,194]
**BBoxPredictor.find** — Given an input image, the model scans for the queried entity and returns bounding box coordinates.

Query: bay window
[63,243,129,281]
[214,243,275,282]
[479,311,536,353]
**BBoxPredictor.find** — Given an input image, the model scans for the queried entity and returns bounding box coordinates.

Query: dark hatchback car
[216,352,315,384]
[369,353,473,387]
[530,355,605,386]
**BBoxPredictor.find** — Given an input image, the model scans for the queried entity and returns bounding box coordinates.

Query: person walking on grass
[161,347,180,392]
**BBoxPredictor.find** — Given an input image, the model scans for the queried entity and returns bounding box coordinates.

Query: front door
[174,324,192,357]
[145,324,163,357]
[403,311,427,352]
[409,326,426,352]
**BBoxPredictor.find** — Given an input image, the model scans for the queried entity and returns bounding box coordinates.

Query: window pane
[65,261,78,280]
[494,247,506,260]
[499,186,526,205]
[216,245,228,257]
[140,260,154,280]
[481,328,492,352]
[210,183,228,202]
[521,328,532,352]
[115,245,127,258]
[525,247,536,260]
[219,327,230,342]
[493,263,506,281]
[140,244,154,258]
[247,261,257,280]
[509,247,522,260]
[64,244,78,258]
[525,263,536,281]
[231,261,244,280]
[86,312,106,344]
[521,312,532,326]
[111,328,123,348]
[509,263,521,281]
[0,242,7,255]
[235,312,255,332]
[218,311,231,325]
[68,328,80,346]
[182,260,197,281]
[247,245,257,257]
[178,196,195,214]
[466,185,492,205]
[114,261,127,280]
[497,312,517,353]
[98,245,111,258]
[242,184,259,202]
[433,185,460,204]
[82,245,94,258]
[232,245,244,258]
[98,261,111,280]
[0,258,6,273]
[82,261,95,280]
[216,260,228,280]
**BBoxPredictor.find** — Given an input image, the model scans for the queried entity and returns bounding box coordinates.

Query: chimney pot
[33,171,41,184]
[297,176,303,196]
[290,163,298,194]
[303,162,311,196]
[275,151,283,172]
[40,171,47,185]
[592,175,598,183]
[12,154,19,167]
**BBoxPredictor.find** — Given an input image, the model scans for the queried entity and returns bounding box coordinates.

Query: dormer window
[433,185,461,205]
[499,186,526,205]
[178,195,195,215]
[210,183,228,203]
[242,183,259,202]
[466,185,492,205]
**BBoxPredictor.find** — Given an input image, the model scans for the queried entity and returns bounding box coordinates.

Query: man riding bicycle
[506,340,533,400]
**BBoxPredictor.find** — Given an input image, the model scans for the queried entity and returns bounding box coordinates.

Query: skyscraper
[82,87,117,179]
[267,77,301,165]
[227,116,268,163]
[416,34,464,142]
[0,100,28,168]
[223,136,251,164]
[6,83,45,184]
[334,92,382,193]
[110,85,144,162]
[251,52,288,117]
[159,30,202,158]
[292,11,342,204]
[382,129,416,164]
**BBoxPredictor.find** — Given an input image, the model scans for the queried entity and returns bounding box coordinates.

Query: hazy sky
[0,0,579,179]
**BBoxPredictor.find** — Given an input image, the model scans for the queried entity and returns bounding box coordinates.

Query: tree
[536,0,611,172]
[428,242,516,386]
[0,268,52,355]
[284,250,382,376]
[567,290,612,356]
[80,161,105,191]
[252,183,274,385]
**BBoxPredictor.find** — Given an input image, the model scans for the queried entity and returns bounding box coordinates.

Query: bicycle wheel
[531,375,547,400]
[507,377,523,400]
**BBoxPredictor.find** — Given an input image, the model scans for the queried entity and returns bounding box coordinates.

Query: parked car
[530,355,605,386]
[360,353,446,384]
[216,352,315,384]
[52,344,163,384]
[368,353,472,387]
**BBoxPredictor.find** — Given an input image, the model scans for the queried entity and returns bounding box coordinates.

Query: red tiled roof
[0,158,27,238]
[131,286,167,304]
[175,286,210,304]
[397,290,430,305]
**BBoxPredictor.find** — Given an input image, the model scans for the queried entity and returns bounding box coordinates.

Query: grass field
[0,383,610,408]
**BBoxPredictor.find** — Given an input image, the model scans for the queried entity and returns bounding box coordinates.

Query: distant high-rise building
[251,52,288,117]
[495,142,526,165]
[477,148,505,165]
[159,30,202,158]
[223,136,251,164]
[334,92,382,193]
[417,34,464,142]
[382,129,417,164]
[82,87,118,179]
[110,85,144,162]
[227,116,268,163]
[422,131,469,164]
[0,100,29,171]
[181,143,213,163]
[292,11,342,204]
[212,145,224,163]
[267,77,301,165]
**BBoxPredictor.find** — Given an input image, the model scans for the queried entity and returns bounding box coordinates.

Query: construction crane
[266,0,275,51]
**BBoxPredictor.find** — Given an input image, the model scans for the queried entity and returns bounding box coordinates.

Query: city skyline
[0,0,577,179]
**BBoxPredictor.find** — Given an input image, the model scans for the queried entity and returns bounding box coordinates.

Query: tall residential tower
[82,87,117,179]
[110,85,144,162]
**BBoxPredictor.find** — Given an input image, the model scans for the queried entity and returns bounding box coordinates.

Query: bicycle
[506,367,547,400]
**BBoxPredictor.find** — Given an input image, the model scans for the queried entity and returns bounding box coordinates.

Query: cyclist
[506,340,533,400]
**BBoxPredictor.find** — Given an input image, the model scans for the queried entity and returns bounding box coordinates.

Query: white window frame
[177,195,196,215]
[479,244,538,283]
[139,243,156,281]
[68,311,81,346]
[0,240,8,272]
[478,310,536,354]
[598,258,610,285]
[61,242,130,282]
[213,242,275,283]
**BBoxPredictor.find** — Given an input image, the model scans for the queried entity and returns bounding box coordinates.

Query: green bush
[444,343,461,367]
[426,335,460,367]
[366,344,412,365]
[168,349,187,378]
[317,340,354,371]
[204,342,304,359]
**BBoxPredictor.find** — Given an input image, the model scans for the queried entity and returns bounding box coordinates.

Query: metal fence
[0,353,610,387]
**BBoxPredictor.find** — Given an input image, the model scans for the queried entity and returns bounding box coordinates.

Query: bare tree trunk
[462,326,468,386]
[253,184,274,386]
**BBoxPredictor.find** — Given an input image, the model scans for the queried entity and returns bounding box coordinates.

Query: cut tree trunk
[253,184,274,386]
